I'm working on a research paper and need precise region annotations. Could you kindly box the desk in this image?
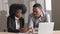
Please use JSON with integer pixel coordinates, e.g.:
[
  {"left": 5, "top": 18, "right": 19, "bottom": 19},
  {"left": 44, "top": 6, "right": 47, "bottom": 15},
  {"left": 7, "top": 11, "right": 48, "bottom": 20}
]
[
  {"left": 53, "top": 31, "right": 60, "bottom": 34},
  {"left": 0, "top": 32, "right": 15, "bottom": 34},
  {"left": 0, "top": 31, "right": 60, "bottom": 34}
]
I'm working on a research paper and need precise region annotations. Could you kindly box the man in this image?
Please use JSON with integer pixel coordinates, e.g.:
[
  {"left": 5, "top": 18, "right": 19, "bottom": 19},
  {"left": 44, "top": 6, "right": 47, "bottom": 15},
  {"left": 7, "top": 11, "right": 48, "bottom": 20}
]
[
  {"left": 7, "top": 4, "right": 27, "bottom": 32},
  {"left": 28, "top": 3, "right": 48, "bottom": 32}
]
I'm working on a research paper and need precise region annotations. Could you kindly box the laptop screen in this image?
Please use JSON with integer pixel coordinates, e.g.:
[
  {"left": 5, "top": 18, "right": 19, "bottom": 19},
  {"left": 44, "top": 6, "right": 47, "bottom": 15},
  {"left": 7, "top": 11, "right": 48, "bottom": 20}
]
[{"left": 38, "top": 22, "right": 54, "bottom": 34}]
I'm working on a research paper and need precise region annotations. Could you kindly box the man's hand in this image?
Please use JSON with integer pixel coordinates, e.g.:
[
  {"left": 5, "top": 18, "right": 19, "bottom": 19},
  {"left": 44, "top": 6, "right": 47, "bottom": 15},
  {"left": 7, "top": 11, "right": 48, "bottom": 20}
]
[{"left": 29, "top": 28, "right": 34, "bottom": 33}]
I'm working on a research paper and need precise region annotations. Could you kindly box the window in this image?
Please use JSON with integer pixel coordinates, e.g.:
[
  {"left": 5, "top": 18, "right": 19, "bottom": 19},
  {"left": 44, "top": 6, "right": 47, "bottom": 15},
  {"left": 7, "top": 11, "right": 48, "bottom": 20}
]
[
  {"left": 45, "top": 0, "right": 52, "bottom": 10},
  {"left": 0, "top": 0, "right": 9, "bottom": 16}
]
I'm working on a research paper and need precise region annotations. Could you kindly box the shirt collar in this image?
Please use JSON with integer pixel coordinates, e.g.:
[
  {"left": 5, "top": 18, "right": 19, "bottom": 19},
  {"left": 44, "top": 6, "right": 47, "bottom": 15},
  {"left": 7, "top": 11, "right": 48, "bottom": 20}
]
[{"left": 15, "top": 16, "right": 19, "bottom": 20}]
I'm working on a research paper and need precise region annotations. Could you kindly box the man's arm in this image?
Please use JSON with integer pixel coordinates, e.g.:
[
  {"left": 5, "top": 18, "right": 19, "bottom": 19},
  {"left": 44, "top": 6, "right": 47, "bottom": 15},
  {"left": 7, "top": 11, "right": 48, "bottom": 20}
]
[
  {"left": 44, "top": 13, "right": 50, "bottom": 22},
  {"left": 28, "top": 15, "right": 33, "bottom": 28},
  {"left": 28, "top": 15, "right": 34, "bottom": 32}
]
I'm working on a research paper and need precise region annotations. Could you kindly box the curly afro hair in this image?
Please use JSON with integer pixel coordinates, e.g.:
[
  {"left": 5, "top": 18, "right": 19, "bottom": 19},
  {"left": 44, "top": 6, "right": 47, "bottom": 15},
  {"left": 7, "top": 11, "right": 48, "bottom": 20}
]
[{"left": 9, "top": 3, "right": 27, "bottom": 15}]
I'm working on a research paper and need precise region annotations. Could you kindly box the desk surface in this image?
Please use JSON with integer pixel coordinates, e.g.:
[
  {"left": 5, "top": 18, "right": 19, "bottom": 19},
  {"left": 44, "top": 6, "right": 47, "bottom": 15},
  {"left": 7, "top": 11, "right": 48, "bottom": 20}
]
[
  {"left": 0, "top": 31, "right": 60, "bottom": 34},
  {"left": 53, "top": 31, "right": 60, "bottom": 34}
]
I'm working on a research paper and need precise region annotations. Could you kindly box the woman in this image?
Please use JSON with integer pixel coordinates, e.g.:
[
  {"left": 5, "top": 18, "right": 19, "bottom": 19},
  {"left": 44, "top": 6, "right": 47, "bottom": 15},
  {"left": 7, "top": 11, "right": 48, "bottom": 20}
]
[{"left": 7, "top": 4, "right": 27, "bottom": 33}]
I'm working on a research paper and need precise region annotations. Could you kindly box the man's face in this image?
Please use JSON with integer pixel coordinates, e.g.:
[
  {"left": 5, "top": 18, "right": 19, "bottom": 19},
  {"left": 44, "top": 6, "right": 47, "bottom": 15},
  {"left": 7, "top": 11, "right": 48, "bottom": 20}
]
[
  {"left": 15, "top": 9, "right": 22, "bottom": 18},
  {"left": 33, "top": 7, "right": 42, "bottom": 17}
]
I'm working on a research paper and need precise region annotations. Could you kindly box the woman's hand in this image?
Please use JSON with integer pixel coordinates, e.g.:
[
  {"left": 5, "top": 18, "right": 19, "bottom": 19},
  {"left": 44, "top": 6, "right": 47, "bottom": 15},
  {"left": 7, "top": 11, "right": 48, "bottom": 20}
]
[{"left": 19, "top": 28, "right": 28, "bottom": 33}]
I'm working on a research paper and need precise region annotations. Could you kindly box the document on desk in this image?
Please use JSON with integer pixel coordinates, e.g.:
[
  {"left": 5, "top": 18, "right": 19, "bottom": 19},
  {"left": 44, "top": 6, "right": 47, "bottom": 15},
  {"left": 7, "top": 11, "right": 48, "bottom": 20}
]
[
  {"left": 18, "top": 33, "right": 33, "bottom": 34},
  {"left": 18, "top": 33, "right": 26, "bottom": 34}
]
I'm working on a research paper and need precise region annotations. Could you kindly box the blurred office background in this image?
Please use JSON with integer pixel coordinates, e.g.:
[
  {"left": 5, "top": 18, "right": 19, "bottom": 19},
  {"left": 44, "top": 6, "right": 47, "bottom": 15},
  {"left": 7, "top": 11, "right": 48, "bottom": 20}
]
[{"left": 0, "top": 0, "right": 60, "bottom": 32}]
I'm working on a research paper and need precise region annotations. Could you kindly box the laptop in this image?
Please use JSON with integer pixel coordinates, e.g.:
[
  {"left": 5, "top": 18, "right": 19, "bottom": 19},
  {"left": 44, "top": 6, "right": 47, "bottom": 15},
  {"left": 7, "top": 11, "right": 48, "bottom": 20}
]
[{"left": 38, "top": 22, "right": 54, "bottom": 34}]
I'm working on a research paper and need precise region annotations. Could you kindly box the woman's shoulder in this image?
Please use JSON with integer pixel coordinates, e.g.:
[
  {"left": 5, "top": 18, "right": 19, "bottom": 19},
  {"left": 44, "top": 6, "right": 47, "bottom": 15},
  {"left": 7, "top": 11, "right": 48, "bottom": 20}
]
[{"left": 7, "top": 15, "right": 15, "bottom": 19}]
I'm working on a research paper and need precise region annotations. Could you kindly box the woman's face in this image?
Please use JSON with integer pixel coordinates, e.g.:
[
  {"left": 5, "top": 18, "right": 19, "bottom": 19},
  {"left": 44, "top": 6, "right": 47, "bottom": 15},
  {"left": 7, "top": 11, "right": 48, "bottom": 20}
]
[
  {"left": 33, "top": 7, "right": 42, "bottom": 17},
  {"left": 15, "top": 9, "right": 23, "bottom": 18}
]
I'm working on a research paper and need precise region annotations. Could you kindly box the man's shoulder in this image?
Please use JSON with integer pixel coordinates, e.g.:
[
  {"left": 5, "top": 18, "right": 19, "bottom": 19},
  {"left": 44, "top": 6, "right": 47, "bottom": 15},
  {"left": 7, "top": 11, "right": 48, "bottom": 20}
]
[
  {"left": 43, "top": 12, "right": 49, "bottom": 19},
  {"left": 29, "top": 13, "right": 34, "bottom": 17},
  {"left": 43, "top": 12, "right": 48, "bottom": 17}
]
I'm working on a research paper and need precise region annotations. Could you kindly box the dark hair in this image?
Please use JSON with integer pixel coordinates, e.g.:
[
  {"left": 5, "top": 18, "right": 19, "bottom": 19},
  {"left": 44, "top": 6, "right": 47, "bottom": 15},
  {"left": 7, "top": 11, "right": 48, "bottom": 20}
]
[
  {"left": 9, "top": 3, "right": 27, "bottom": 15},
  {"left": 33, "top": 3, "right": 42, "bottom": 8},
  {"left": 19, "top": 4, "right": 27, "bottom": 14},
  {"left": 9, "top": 4, "right": 17, "bottom": 15}
]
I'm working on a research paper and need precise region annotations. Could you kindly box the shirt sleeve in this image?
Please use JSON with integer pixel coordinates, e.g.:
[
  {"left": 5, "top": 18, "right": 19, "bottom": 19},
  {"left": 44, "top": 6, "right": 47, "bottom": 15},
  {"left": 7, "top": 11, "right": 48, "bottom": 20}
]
[
  {"left": 28, "top": 15, "right": 33, "bottom": 29},
  {"left": 47, "top": 14, "right": 51, "bottom": 22},
  {"left": 45, "top": 13, "right": 50, "bottom": 22}
]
